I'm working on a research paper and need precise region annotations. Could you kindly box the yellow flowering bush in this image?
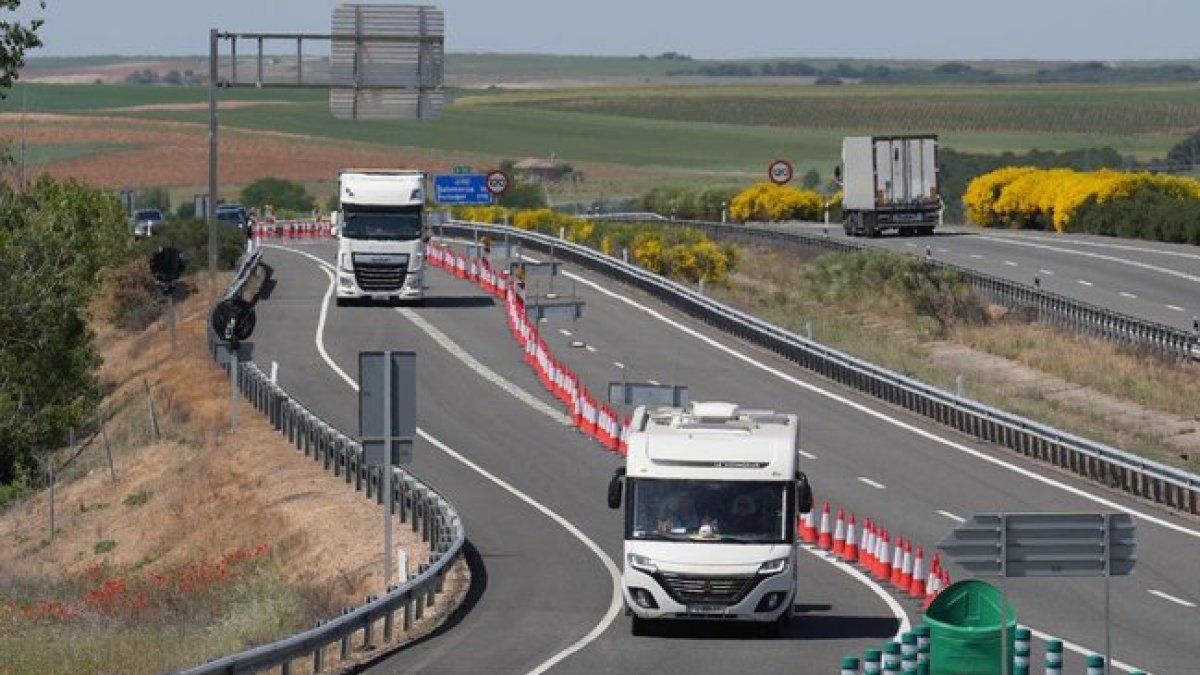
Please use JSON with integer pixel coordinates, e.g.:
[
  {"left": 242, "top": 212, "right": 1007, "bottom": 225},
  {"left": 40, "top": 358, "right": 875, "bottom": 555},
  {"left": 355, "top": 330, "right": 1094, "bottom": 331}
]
[{"left": 729, "top": 183, "right": 824, "bottom": 222}]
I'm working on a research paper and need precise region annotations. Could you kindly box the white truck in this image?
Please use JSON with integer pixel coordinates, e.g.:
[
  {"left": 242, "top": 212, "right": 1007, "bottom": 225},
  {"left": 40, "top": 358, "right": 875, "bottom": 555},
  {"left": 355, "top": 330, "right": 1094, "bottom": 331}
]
[
  {"left": 606, "top": 401, "right": 813, "bottom": 636},
  {"left": 333, "top": 169, "right": 428, "bottom": 306},
  {"left": 836, "top": 134, "right": 941, "bottom": 237}
]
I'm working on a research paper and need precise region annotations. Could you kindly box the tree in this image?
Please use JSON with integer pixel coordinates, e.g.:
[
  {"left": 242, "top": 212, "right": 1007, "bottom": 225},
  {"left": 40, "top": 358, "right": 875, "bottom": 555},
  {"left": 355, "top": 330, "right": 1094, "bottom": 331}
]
[
  {"left": 240, "top": 177, "right": 314, "bottom": 214},
  {"left": 1165, "top": 129, "right": 1200, "bottom": 171},
  {"left": 0, "top": 1, "right": 44, "bottom": 97},
  {"left": 801, "top": 168, "right": 821, "bottom": 190}
]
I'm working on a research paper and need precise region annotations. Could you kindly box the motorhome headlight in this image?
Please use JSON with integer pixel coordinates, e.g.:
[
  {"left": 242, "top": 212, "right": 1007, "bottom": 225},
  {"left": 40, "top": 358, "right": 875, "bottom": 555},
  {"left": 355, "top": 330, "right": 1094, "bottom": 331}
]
[
  {"left": 757, "top": 557, "right": 790, "bottom": 576},
  {"left": 627, "top": 553, "right": 657, "bottom": 575}
]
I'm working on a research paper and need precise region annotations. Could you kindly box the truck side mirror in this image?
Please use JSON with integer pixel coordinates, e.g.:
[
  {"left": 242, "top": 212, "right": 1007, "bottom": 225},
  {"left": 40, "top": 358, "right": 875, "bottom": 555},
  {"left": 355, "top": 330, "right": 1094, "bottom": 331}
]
[
  {"left": 796, "top": 471, "right": 813, "bottom": 514},
  {"left": 833, "top": 165, "right": 843, "bottom": 184},
  {"left": 607, "top": 468, "right": 625, "bottom": 509}
]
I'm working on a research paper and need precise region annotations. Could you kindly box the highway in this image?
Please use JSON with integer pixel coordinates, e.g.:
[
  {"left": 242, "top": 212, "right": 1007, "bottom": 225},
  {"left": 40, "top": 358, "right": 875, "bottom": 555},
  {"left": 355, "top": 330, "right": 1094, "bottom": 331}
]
[
  {"left": 249, "top": 237, "right": 1198, "bottom": 674},
  {"left": 783, "top": 222, "right": 1200, "bottom": 332}
]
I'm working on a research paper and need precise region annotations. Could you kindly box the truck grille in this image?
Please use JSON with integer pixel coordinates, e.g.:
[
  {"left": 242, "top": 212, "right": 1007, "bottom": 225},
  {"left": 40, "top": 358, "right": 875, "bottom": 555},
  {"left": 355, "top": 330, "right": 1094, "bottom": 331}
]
[
  {"left": 354, "top": 263, "right": 408, "bottom": 292},
  {"left": 656, "top": 573, "right": 756, "bottom": 606}
]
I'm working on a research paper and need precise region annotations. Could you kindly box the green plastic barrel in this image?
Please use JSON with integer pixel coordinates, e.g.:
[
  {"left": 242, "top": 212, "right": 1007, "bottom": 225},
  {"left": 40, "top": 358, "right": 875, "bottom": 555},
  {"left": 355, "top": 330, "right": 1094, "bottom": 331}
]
[{"left": 923, "top": 579, "right": 1016, "bottom": 675}]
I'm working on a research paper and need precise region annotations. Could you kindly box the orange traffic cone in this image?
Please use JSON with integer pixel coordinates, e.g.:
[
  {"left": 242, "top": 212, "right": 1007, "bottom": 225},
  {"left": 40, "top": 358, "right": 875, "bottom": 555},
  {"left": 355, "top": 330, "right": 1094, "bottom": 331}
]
[
  {"left": 859, "top": 519, "right": 873, "bottom": 569},
  {"left": 890, "top": 537, "right": 906, "bottom": 587},
  {"left": 923, "top": 566, "right": 941, "bottom": 611},
  {"left": 842, "top": 514, "right": 858, "bottom": 563},
  {"left": 899, "top": 540, "right": 914, "bottom": 590},
  {"left": 909, "top": 547, "right": 927, "bottom": 598},
  {"left": 874, "top": 531, "right": 891, "bottom": 581},
  {"left": 800, "top": 508, "right": 818, "bottom": 544},
  {"left": 817, "top": 503, "right": 833, "bottom": 550},
  {"left": 832, "top": 508, "right": 846, "bottom": 556}
]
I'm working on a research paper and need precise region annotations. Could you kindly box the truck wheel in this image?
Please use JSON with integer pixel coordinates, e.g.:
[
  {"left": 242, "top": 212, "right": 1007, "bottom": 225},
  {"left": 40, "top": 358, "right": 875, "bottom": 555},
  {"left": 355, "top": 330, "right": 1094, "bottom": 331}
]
[{"left": 919, "top": 226, "right": 935, "bottom": 236}]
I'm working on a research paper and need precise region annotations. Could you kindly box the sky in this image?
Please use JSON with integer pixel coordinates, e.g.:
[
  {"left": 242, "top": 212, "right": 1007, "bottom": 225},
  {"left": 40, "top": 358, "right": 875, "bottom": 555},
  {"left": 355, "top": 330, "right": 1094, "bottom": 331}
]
[{"left": 9, "top": 0, "right": 1200, "bottom": 61}]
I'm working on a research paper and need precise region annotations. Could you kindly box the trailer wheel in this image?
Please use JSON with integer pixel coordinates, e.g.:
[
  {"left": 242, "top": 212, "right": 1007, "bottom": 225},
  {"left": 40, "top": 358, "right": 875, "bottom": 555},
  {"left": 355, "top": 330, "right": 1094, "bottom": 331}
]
[{"left": 865, "top": 213, "right": 880, "bottom": 238}]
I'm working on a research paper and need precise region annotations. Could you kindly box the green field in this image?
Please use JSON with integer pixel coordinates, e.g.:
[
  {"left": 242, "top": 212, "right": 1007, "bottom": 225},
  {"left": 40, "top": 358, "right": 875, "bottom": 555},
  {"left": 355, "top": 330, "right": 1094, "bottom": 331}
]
[
  {"left": 5, "top": 79, "right": 1196, "bottom": 193},
  {"left": 14, "top": 141, "right": 144, "bottom": 165}
]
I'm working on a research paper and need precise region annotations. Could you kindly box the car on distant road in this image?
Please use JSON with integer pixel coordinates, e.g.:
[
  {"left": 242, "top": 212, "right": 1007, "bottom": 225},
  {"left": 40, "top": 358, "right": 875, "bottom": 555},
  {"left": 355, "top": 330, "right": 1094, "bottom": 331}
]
[
  {"left": 132, "top": 208, "right": 165, "bottom": 237},
  {"left": 216, "top": 205, "right": 250, "bottom": 229}
]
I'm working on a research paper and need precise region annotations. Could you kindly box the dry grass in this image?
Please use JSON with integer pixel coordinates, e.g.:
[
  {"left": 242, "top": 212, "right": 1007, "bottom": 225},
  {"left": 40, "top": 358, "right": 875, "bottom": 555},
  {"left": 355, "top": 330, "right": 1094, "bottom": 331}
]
[
  {"left": 0, "top": 274, "right": 468, "bottom": 674},
  {"left": 710, "top": 245, "right": 1200, "bottom": 472}
]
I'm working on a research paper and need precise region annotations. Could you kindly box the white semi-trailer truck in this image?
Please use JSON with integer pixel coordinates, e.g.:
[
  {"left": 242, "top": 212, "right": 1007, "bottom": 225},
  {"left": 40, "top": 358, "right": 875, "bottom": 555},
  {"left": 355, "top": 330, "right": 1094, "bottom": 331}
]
[
  {"left": 606, "top": 401, "right": 813, "bottom": 636},
  {"left": 837, "top": 134, "right": 941, "bottom": 237},
  {"left": 333, "top": 169, "right": 427, "bottom": 306}
]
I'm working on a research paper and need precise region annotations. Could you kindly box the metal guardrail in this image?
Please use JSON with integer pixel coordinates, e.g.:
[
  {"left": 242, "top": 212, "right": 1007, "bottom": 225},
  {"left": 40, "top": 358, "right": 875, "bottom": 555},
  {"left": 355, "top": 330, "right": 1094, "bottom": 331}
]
[
  {"left": 444, "top": 221, "right": 1200, "bottom": 516},
  {"left": 595, "top": 215, "right": 1199, "bottom": 361},
  {"left": 188, "top": 254, "right": 466, "bottom": 674}
]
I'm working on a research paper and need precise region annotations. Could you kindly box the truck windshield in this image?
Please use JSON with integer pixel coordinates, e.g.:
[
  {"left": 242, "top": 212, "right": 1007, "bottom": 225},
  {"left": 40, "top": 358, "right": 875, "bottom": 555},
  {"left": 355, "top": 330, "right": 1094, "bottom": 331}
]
[
  {"left": 628, "top": 479, "right": 790, "bottom": 544},
  {"left": 342, "top": 204, "right": 422, "bottom": 241}
]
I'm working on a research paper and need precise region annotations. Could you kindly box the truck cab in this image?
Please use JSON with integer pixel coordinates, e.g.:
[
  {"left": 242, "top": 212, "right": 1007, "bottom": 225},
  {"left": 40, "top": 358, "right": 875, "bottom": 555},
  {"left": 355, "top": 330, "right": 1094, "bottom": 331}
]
[
  {"left": 334, "top": 169, "right": 427, "bottom": 305},
  {"left": 607, "top": 401, "right": 813, "bottom": 636}
]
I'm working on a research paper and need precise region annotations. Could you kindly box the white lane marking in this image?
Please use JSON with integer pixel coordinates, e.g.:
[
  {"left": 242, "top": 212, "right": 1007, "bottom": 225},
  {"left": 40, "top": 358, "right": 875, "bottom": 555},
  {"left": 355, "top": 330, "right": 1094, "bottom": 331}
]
[
  {"left": 981, "top": 232, "right": 1200, "bottom": 263},
  {"left": 1078, "top": 280, "right": 1094, "bottom": 287},
  {"left": 970, "top": 254, "right": 984, "bottom": 260},
  {"left": 799, "top": 450, "right": 818, "bottom": 460},
  {"left": 647, "top": 379, "right": 661, "bottom": 385},
  {"left": 584, "top": 345, "right": 597, "bottom": 353},
  {"left": 1166, "top": 304, "right": 1186, "bottom": 312},
  {"left": 1039, "top": 269, "right": 1055, "bottom": 276},
  {"left": 936, "top": 510, "right": 965, "bottom": 524},
  {"left": 612, "top": 361, "right": 625, "bottom": 369},
  {"left": 1148, "top": 590, "right": 1196, "bottom": 608},
  {"left": 1120, "top": 292, "right": 1138, "bottom": 299},
  {"left": 905, "top": 243, "right": 916, "bottom": 248},
  {"left": 936, "top": 248, "right": 948, "bottom": 253},
  {"left": 803, "top": 544, "right": 912, "bottom": 640},
  {"left": 1003, "top": 260, "right": 1018, "bottom": 267},
  {"left": 540, "top": 259, "right": 1200, "bottom": 543},
  {"left": 858, "top": 477, "right": 886, "bottom": 489},
  {"left": 980, "top": 235, "right": 1200, "bottom": 285},
  {"left": 559, "top": 328, "right": 573, "bottom": 337},
  {"left": 280, "top": 247, "right": 623, "bottom": 674},
  {"left": 1026, "top": 626, "right": 1141, "bottom": 673}
]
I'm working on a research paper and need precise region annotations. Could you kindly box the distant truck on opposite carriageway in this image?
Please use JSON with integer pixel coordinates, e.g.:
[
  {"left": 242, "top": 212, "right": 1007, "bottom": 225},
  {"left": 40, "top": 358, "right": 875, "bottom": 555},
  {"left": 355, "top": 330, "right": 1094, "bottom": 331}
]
[
  {"left": 836, "top": 135, "right": 941, "bottom": 237},
  {"left": 332, "top": 169, "right": 428, "bottom": 306}
]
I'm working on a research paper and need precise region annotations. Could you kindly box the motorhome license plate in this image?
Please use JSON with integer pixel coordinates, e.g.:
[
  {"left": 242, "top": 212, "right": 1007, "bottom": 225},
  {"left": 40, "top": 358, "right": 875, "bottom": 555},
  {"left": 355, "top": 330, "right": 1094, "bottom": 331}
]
[{"left": 686, "top": 605, "right": 725, "bottom": 614}]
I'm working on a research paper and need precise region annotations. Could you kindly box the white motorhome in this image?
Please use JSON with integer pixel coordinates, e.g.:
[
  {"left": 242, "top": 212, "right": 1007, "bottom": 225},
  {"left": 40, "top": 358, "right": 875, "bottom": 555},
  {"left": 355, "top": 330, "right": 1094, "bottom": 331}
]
[
  {"left": 334, "top": 169, "right": 427, "bottom": 305},
  {"left": 607, "top": 402, "right": 813, "bottom": 636}
]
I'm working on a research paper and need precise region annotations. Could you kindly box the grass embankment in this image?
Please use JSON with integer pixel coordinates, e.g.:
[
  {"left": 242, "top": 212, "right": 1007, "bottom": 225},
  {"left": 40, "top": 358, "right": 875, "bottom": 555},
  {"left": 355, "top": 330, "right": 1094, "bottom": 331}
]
[
  {"left": 0, "top": 271, "right": 465, "bottom": 674},
  {"left": 710, "top": 247, "right": 1200, "bottom": 473}
]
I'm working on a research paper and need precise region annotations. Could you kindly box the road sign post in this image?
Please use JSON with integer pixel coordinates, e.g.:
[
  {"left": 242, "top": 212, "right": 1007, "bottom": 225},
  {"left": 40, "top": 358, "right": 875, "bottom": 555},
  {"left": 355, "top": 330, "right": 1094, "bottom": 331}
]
[
  {"left": 938, "top": 513, "right": 1136, "bottom": 675},
  {"left": 360, "top": 351, "right": 417, "bottom": 588}
]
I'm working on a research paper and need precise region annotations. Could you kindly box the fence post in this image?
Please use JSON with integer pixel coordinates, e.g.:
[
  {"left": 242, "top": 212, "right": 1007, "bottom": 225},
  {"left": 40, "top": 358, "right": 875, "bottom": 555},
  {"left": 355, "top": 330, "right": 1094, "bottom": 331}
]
[{"left": 144, "top": 379, "right": 160, "bottom": 440}]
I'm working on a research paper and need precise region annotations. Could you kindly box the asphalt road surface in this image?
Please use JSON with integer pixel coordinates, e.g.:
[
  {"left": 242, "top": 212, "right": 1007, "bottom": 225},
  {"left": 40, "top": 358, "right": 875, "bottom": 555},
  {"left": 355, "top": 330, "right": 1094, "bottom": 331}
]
[{"left": 247, "top": 238, "right": 1199, "bottom": 674}]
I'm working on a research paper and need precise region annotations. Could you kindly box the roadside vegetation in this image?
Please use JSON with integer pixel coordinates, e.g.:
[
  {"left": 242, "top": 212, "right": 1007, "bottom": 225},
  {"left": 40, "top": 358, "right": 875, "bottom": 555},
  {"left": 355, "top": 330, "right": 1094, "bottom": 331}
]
[{"left": 706, "top": 245, "right": 1200, "bottom": 472}]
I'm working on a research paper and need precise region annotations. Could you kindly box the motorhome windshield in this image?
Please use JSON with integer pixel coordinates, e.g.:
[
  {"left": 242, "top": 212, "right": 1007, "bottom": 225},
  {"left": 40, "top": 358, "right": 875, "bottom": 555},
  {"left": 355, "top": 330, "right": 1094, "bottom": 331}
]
[
  {"left": 342, "top": 204, "right": 422, "bottom": 241},
  {"left": 628, "top": 479, "right": 790, "bottom": 544}
]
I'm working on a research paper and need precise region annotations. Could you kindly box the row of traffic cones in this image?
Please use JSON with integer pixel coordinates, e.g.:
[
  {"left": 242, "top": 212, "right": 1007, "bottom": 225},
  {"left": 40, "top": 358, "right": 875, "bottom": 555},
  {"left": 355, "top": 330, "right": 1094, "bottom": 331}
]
[
  {"left": 427, "top": 241, "right": 634, "bottom": 456},
  {"left": 250, "top": 220, "right": 331, "bottom": 239},
  {"left": 800, "top": 502, "right": 950, "bottom": 610}
]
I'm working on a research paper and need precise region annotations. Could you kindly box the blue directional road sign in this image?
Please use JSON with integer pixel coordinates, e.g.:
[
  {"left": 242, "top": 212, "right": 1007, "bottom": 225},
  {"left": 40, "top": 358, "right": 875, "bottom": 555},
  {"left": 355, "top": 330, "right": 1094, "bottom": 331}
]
[{"left": 434, "top": 174, "right": 493, "bottom": 205}]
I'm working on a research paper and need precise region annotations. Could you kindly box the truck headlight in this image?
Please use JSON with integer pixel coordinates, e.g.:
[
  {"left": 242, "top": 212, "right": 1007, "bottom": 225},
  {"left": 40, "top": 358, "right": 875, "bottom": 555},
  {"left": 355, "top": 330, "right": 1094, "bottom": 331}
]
[
  {"left": 627, "top": 553, "right": 657, "bottom": 575},
  {"left": 757, "top": 557, "right": 790, "bottom": 576},
  {"left": 339, "top": 253, "right": 353, "bottom": 272}
]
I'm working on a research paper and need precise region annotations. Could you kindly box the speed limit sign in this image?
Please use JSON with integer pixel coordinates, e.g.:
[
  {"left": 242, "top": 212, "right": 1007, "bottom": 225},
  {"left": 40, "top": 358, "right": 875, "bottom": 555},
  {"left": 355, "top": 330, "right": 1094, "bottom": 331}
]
[
  {"left": 486, "top": 170, "right": 510, "bottom": 196},
  {"left": 768, "top": 159, "right": 793, "bottom": 185}
]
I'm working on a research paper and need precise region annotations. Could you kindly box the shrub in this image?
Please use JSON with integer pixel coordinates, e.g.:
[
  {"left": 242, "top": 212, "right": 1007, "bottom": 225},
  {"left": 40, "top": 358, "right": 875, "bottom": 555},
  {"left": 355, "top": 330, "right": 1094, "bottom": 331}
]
[
  {"left": 99, "top": 259, "right": 163, "bottom": 332},
  {"left": 728, "top": 183, "right": 824, "bottom": 222}
]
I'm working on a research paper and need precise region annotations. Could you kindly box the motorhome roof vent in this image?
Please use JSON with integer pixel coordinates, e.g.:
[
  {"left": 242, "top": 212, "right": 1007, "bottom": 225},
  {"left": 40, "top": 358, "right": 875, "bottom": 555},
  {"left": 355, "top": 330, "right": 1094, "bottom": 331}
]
[{"left": 689, "top": 401, "right": 739, "bottom": 422}]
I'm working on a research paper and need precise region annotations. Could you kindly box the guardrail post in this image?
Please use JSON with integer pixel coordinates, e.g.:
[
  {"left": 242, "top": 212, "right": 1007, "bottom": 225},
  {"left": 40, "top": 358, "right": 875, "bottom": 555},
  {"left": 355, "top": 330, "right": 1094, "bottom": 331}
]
[
  {"left": 311, "top": 620, "right": 326, "bottom": 671},
  {"left": 340, "top": 607, "right": 353, "bottom": 660}
]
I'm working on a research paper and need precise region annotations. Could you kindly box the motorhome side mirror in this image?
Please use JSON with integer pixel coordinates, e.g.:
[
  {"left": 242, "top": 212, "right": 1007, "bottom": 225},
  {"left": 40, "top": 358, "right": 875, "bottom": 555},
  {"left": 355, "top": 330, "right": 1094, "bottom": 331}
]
[
  {"left": 796, "top": 471, "right": 813, "bottom": 514},
  {"left": 607, "top": 468, "right": 625, "bottom": 509}
]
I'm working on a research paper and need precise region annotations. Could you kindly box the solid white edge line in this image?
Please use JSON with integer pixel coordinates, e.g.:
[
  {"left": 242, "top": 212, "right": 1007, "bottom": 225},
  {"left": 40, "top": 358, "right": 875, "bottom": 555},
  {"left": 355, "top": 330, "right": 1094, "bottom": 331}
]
[
  {"left": 935, "top": 510, "right": 965, "bottom": 524},
  {"left": 857, "top": 477, "right": 887, "bottom": 489},
  {"left": 802, "top": 544, "right": 912, "bottom": 639},
  {"left": 274, "top": 246, "right": 623, "bottom": 673},
  {"left": 1148, "top": 589, "right": 1196, "bottom": 608},
  {"left": 980, "top": 235, "right": 1200, "bottom": 285}
]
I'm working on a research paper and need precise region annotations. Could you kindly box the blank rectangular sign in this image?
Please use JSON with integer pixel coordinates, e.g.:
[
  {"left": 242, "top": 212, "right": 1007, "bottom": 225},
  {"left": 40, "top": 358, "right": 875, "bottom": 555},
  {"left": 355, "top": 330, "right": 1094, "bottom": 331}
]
[{"left": 359, "top": 351, "right": 416, "bottom": 466}]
